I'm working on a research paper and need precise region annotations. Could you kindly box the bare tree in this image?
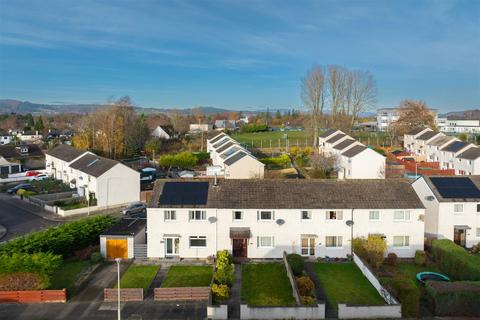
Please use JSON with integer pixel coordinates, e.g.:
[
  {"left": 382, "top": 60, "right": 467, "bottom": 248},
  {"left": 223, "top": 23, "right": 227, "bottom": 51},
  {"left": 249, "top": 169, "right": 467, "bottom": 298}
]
[
  {"left": 328, "top": 65, "right": 347, "bottom": 124},
  {"left": 349, "top": 70, "right": 376, "bottom": 128},
  {"left": 301, "top": 65, "right": 327, "bottom": 147}
]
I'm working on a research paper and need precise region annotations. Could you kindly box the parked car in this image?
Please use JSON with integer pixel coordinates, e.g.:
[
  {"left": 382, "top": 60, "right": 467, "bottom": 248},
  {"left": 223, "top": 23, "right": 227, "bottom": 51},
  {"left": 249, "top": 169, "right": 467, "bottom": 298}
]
[
  {"left": 25, "top": 170, "right": 41, "bottom": 177},
  {"left": 31, "top": 174, "right": 49, "bottom": 181},
  {"left": 121, "top": 202, "right": 147, "bottom": 215},
  {"left": 7, "top": 183, "right": 34, "bottom": 194}
]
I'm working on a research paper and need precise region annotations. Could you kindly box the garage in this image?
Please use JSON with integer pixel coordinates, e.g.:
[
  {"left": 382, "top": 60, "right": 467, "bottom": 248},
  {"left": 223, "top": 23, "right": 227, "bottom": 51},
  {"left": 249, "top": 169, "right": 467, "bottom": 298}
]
[{"left": 100, "top": 218, "right": 146, "bottom": 259}]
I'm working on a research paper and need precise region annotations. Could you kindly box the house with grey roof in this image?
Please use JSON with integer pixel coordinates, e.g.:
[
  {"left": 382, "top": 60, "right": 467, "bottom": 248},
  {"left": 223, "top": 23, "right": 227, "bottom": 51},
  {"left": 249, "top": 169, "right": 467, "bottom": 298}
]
[
  {"left": 147, "top": 179, "right": 425, "bottom": 259},
  {"left": 413, "top": 176, "right": 480, "bottom": 248},
  {"left": 319, "top": 129, "right": 385, "bottom": 179},
  {"left": 45, "top": 144, "right": 140, "bottom": 209}
]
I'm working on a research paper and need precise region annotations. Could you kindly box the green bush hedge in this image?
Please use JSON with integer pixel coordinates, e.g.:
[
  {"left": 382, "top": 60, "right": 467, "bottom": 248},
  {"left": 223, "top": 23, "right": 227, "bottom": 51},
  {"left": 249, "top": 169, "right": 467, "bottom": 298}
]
[
  {"left": 431, "top": 239, "right": 480, "bottom": 280},
  {"left": 426, "top": 281, "right": 480, "bottom": 316},
  {"left": 0, "top": 215, "right": 117, "bottom": 258},
  {"left": 241, "top": 124, "right": 268, "bottom": 133},
  {"left": 383, "top": 276, "right": 420, "bottom": 318},
  {"left": 286, "top": 253, "right": 304, "bottom": 277},
  {"left": 259, "top": 154, "right": 291, "bottom": 168}
]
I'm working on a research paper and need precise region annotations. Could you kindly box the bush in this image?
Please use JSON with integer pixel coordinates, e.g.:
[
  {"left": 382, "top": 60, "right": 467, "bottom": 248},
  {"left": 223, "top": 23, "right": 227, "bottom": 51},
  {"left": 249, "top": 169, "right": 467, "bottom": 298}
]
[
  {"left": 384, "top": 253, "right": 398, "bottom": 266},
  {"left": 352, "top": 235, "right": 387, "bottom": 269},
  {"left": 214, "top": 250, "right": 234, "bottom": 286},
  {"left": 296, "top": 276, "right": 314, "bottom": 297},
  {"left": 383, "top": 276, "right": 420, "bottom": 317},
  {"left": 90, "top": 252, "right": 103, "bottom": 264},
  {"left": 159, "top": 151, "right": 198, "bottom": 168},
  {"left": 0, "top": 272, "right": 47, "bottom": 291},
  {"left": 425, "top": 281, "right": 480, "bottom": 316},
  {"left": 241, "top": 123, "right": 268, "bottom": 133},
  {"left": 286, "top": 254, "right": 304, "bottom": 277},
  {"left": 414, "top": 250, "right": 427, "bottom": 265},
  {"left": 216, "top": 250, "right": 233, "bottom": 268},
  {"left": 259, "top": 154, "right": 291, "bottom": 168},
  {"left": 431, "top": 239, "right": 480, "bottom": 280},
  {"left": 211, "top": 283, "right": 230, "bottom": 301},
  {"left": 0, "top": 215, "right": 117, "bottom": 258},
  {"left": 301, "top": 295, "right": 317, "bottom": 305}
]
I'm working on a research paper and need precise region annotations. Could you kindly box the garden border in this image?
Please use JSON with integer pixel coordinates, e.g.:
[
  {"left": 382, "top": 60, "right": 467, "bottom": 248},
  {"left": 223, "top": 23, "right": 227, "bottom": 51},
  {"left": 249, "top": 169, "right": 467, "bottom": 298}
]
[{"left": 0, "top": 289, "right": 66, "bottom": 303}]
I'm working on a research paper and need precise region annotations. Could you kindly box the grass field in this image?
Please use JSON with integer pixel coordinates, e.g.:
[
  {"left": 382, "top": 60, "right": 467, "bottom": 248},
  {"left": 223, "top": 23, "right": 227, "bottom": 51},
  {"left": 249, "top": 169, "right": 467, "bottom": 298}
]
[
  {"left": 161, "top": 265, "right": 213, "bottom": 288},
  {"left": 313, "top": 263, "right": 385, "bottom": 308},
  {"left": 117, "top": 264, "right": 160, "bottom": 290},
  {"left": 49, "top": 260, "right": 91, "bottom": 293},
  {"left": 241, "top": 263, "right": 296, "bottom": 306}
]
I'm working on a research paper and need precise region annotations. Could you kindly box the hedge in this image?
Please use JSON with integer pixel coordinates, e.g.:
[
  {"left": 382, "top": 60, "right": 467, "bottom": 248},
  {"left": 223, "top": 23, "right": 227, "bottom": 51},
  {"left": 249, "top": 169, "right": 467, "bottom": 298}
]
[
  {"left": 241, "top": 123, "right": 268, "bottom": 133},
  {"left": 286, "top": 253, "right": 304, "bottom": 277},
  {"left": 426, "top": 281, "right": 480, "bottom": 317},
  {"left": 383, "top": 276, "right": 420, "bottom": 318},
  {"left": 0, "top": 215, "right": 117, "bottom": 258},
  {"left": 431, "top": 239, "right": 480, "bottom": 280}
]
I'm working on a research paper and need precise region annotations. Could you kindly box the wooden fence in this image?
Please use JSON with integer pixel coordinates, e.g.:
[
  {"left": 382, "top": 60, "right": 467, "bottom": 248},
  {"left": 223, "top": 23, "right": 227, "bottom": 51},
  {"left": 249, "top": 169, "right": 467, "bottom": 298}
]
[
  {"left": 104, "top": 288, "right": 143, "bottom": 302},
  {"left": 154, "top": 287, "right": 210, "bottom": 301},
  {"left": 0, "top": 289, "right": 66, "bottom": 303}
]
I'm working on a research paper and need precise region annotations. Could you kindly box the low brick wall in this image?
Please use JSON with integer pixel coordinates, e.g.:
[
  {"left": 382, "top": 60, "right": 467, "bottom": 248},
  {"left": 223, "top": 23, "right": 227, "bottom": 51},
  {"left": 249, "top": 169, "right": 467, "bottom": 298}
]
[
  {"left": 154, "top": 287, "right": 210, "bottom": 301},
  {"left": 104, "top": 288, "right": 143, "bottom": 302},
  {"left": 338, "top": 304, "right": 401, "bottom": 319},
  {"left": 240, "top": 304, "right": 325, "bottom": 319},
  {"left": 0, "top": 289, "right": 66, "bottom": 303}
]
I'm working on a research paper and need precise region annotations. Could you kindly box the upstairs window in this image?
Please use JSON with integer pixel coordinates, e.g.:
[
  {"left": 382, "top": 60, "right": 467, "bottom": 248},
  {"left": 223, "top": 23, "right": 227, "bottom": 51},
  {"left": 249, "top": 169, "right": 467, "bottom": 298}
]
[
  {"left": 164, "top": 210, "right": 176, "bottom": 221},
  {"left": 258, "top": 211, "right": 274, "bottom": 221},
  {"left": 189, "top": 210, "right": 206, "bottom": 221},
  {"left": 301, "top": 211, "right": 312, "bottom": 220},
  {"left": 326, "top": 210, "right": 343, "bottom": 220},
  {"left": 369, "top": 211, "right": 380, "bottom": 220},
  {"left": 454, "top": 204, "right": 464, "bottom": 214},
  {"left": 233, "top": 210, "right": 243, "bottom": 221},
  {"left": 394, "top": 210, "right": 411, "bottom": 220}
]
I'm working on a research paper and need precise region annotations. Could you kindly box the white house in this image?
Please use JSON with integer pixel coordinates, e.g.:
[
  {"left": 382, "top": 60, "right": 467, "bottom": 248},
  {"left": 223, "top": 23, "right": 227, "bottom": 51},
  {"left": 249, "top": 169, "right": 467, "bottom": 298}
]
[
  {"left": 45, "top": 144, "right": 140, "bottom": 207},
  {"left": 377, "top": 108, "right": 438, "bottom": 132},
  {"left": 403, "top": 127, "right": 432, "bottom": 153},
  {"left": 0, "top": 134, "right": 12, "bottom": 145},
  {"left": 454, "top": 147, "right": 480, "bottom": 175},
  {"left": 440, "top": 119, "right": 480, "bottom": 134},
  {"left": 147, "top": 179, "right": 425, "bottom": 259},
  {"left": 412, "top": 176, "right": 480, "bottom": 248},
  {"left": 438, "top": 140, "right": 474, "bottom": 171},
  {"left": 17, "top": 130, "right": 43, "bottom": 142},
  {"left": 409, "top": 130, "right": 442, "bottom": 157},
  {"left": 425, "top": 135, "right": 458, "bottom": 162},
  {"left": 151, "top": 126, "right": 172, "bottom": 140},
  {"left": 319, "top": 129, "right": 385, "bottom": 179},
  {"left": 189, "top": 124, "right": 213, "bottom": 133}
]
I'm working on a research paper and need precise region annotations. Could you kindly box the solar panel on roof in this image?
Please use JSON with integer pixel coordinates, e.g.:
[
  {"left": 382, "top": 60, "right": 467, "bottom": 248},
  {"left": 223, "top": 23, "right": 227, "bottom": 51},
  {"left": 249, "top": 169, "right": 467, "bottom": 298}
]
[
  {"left": 159, "top": 182, "right": 209, "bottom": 205},
  {"left": 430, "top": 177, "right": 480, "bottom": 199}
]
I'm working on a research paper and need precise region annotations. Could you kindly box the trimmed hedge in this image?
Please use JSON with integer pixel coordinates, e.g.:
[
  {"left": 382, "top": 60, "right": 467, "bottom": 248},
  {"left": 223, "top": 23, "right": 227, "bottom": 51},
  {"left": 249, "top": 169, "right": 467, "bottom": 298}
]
[
  {"left": 383, "top": 276, "right": 420, "bottom": 318},
  {"left": 0, "top": 215, "right": 117, "bottom": 258},
  {"left": 431, "top": 239, "right": 480, "bottom": 280},
  {"left": 286, "top": 253, "right": 304, "bottom": 277},
  {"left": 426, "top": 281, "right": 480, "bottom": 317}
]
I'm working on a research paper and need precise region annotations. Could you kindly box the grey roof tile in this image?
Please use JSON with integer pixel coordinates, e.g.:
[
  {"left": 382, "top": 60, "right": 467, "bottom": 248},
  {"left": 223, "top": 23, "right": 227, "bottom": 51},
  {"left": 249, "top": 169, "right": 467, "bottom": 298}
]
[
  {"left": 45, "top": 144, "right": 86, "bottom": 162},
  {"left": 341, "top": 145, "right": 367, "bottom": 157},
  {"left": 69, "top": 153, "right": 118, "bottom": 177}
]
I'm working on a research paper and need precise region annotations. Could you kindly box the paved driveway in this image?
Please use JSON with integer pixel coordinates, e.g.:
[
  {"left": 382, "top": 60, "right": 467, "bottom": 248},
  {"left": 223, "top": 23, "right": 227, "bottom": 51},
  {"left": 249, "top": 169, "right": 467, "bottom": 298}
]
[{"left": 0, "top": 193, "right": 59, "bottom": 242}]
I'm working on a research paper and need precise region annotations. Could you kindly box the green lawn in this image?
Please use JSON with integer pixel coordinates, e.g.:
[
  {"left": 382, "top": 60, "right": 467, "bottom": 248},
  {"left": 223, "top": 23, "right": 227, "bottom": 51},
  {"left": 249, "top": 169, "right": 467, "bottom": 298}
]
[
  {"left": 117, "top": 264, "right": 160, "bottom": 290},
  {"left": 49, "top": 260, "right": 91, "bottom": 293},
  {"left": 383, "top": 262, "right": 442, "bottom": 288},
  {"left": 232, "top": 131, "right": 309, "bottom": 148},
  {"left": 313, "top": 263, "right": 385, "bottom": 308},
  {"left": 241, "top": 263, "right": 296, "bottom": 306},
  {"left": 161, "top": 265, "right": 213, "bottom": 288}
]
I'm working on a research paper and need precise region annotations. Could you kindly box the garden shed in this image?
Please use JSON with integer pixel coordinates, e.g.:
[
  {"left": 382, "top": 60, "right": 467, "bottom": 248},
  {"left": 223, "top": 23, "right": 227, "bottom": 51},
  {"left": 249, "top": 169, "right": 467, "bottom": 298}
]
[{"left": 100, "top": 218, "right": 146, "bottom": 259}]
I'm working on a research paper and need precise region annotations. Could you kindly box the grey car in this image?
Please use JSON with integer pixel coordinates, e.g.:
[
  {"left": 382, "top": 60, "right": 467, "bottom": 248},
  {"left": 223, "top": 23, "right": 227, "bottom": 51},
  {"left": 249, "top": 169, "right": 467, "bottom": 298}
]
[{"left": 121, "top": 202, "right": 147, "bottom": 215}]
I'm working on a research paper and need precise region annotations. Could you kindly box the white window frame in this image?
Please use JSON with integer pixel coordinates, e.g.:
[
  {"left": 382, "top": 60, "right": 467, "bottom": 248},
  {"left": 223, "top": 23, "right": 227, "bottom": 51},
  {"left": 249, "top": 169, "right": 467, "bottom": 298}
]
[
  {"left": 393, "top": 210, "right": 411, "bottom": 221},
  {"left": 233, "top": 210, "right": 244, "bottom": 221},
  {"left": 189, "top": 210, "right": 206, "bottom": 221},
  {"left": 326, "top": 210, "right": 343, "bottom": 220},
  {"left": 325, "top": 236, "right": 342, "bottom": 248},
  {"left": 189, "top": 236, "right": 207, "bottom": 248},
  {"left": 257, "top": 236, "right": 274, "bottom": 248},
  {"left": 454, "top": 203, "right": 464, "bottom": 214},
  {"left": 164, "top": 210, "right": 176, "bottom": 221},
  {"left": 257, "top": 210, "right": 274, "bottom": 221},
  {"left": 301, "top": 210, "right": 312, "bottom": 220},
  {"left": 393, "top": 235, "right": 410, "bottom": 248},
  {"left": 369, "top": 210, "right": 380, "bottom": 221}
]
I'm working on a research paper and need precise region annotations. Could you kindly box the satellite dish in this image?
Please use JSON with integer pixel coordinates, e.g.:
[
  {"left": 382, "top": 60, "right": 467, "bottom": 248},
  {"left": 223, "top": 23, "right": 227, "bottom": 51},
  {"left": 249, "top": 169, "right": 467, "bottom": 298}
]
[
  {"left": 425, "top": 196, "right": 435, "bottom": 201},
  {"left": 346, "top": 220, "right": 354, "bottom": 227},
  {"left": 276, "top": 219, "right": 285, "bottom": 226},
  {"left": 208, "top": 217, "right": 217, "bottom": 223}
]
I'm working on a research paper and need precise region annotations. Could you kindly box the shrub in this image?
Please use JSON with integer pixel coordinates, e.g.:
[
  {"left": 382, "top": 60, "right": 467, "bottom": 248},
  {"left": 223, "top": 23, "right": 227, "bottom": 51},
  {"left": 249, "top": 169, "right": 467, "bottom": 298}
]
[
  {"left": 241, "top": 123, "right": 268, "bottom": 133},
  {"left": 159, "top": 151, "right": 198, "bottom": 168},
  {"left": 0, "top": 272, "right": 47, "bottom": 291},
  {"left": 90, "top": 252, "right": 103, "bottom": 264},
  {"left": 471, "top": 243, "right": 480, "bottom": 255},
  {"left": 385, "top": 253, "right": 398, "bottom": 266},
  {"left": 211, "top": 283, "right": 230, "bottom": 301},
  {"left": 259, "top": 154, "right": 291, "bottom": 168},
  {"left": 431, "top": 239, "right": 480, "bottom": 280},
  {"left": 352, "top": 235, "right": 387, "bottom": 269},
  {"left": 301, "top": 296, "right": 317, "bottom": 305},
  {"left": 74, "top": 245, "right": 97, "bottom": 260},
  {"left": 286, "top": 254, "right": 304, "bottom": 276},
  {"left": 383, "top": 276, "right": 420, "bottom": 317},
  {"left": 296, "top": 276, "right": 314, "bottom": 297},
  {"left": 214, "top": 265, "right": 234, "bottom": 287},
  {"left": 0, "top": 215, "right": 117, "bottom": 258},
  {"left": 414, "top": 250, "right": 427, "bottom": 265},
  {"left": 216, "top": 250, "right": 233, "bottom": 269},
  {"left": 425, "top": 281, "right": 480, "bottom": 316}
]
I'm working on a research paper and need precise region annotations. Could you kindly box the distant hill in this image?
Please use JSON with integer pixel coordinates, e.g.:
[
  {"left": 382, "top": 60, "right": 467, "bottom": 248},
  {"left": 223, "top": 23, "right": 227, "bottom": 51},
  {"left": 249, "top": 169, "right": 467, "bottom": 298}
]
[
  {"left": 0, "top": 99, "right": 235, "bottom": 115},
  {"left": 440, "top": 109, "right": 480, "bottom": 120}
]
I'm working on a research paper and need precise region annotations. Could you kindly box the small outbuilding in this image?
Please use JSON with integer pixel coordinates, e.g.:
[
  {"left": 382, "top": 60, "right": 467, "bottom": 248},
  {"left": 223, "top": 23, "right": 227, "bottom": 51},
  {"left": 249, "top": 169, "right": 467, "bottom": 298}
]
[{"left": 100, "top": 218, "right": 146, "bottom": 259}]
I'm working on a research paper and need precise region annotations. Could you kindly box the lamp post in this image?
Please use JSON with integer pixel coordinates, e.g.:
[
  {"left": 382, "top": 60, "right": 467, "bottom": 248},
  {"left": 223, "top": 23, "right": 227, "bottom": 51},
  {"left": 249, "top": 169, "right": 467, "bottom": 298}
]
[{"left": 115, "top": 258, "right": 121, "bottom": 320}]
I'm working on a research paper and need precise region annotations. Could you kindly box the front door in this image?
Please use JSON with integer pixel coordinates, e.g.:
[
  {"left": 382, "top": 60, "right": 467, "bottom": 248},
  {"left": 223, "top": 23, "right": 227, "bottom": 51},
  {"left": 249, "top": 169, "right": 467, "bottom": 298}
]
[
  {"left": 165, "top": 238, "right": 179, "bottom": 256},
  {"left": 454, "top": 229, "right": 466, "bottom": 247},
  {"left": 232, "top": 238, "right": 248, "bottom": 258},
  {"left": 301, "top": 237, "right": 315, "bottom": 256}
]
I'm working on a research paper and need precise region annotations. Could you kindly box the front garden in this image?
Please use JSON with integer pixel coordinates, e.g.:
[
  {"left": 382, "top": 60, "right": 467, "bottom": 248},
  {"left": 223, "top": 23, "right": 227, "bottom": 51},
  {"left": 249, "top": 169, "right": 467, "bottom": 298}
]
[
  {"left": 117, "top": 264, "right": 160, "bottom": 291},
  {"left": 162, "top": 265, "right": 213, "bottom": 288},
  {"left": 241, "top": 262, "right": 296, "bottom": 306}
]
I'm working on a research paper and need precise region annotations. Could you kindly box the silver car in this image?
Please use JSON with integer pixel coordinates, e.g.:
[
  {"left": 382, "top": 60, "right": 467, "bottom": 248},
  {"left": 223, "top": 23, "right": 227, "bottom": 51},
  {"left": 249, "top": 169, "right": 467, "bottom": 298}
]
[{"left": 121, "top": 202, "right": 147, "bottom": 215}]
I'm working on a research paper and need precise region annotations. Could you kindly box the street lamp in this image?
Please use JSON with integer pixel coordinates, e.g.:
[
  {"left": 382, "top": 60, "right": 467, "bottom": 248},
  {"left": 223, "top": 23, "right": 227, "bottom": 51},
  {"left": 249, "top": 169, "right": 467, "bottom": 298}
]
[{"left": 115, "top": 258, "right": 122, "bottom": 320}]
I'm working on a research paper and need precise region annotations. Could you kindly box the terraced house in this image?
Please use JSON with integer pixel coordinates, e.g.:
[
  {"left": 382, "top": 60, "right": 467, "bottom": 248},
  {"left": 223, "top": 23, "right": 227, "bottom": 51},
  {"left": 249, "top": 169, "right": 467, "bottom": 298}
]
[{"left": 147, "top": 179, "right": 425, "bottom": 260}]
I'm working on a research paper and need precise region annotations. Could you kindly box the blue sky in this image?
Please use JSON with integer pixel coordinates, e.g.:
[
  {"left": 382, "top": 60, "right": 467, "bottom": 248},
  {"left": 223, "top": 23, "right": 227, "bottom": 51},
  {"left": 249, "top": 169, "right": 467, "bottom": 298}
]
[{"left": 0, "top": 0, "right": 479, "bottom": 112}]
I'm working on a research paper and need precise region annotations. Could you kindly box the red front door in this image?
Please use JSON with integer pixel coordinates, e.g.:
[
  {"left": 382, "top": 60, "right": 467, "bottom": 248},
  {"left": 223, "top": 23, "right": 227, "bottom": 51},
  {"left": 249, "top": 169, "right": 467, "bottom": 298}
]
[{"left": 232, "top": 238, "right": 248, "bottom": 258}]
